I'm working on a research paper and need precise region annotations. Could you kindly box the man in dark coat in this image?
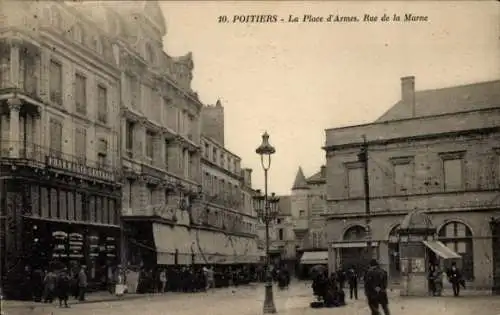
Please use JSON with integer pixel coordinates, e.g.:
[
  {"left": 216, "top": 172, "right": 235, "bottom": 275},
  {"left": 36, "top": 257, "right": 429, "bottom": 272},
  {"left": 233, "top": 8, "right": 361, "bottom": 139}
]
[
  {"left": 347, "top": 266, "right": 358, "bottom": 300},
  {"left": 364, "top": 259, "right": 390, "bottom": 315},
  {"left": 56, "top": 268, "right": 71, "bottom": 308},
  {"left": 446, "top": 262, "right": 463, "bottom": 297}
]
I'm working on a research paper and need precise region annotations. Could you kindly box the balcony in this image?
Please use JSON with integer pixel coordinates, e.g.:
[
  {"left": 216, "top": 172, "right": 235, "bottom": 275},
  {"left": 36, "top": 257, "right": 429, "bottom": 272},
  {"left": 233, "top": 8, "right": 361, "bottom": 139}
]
[{"left": 0, "top": 141, "right": 117, "bottom": 183}]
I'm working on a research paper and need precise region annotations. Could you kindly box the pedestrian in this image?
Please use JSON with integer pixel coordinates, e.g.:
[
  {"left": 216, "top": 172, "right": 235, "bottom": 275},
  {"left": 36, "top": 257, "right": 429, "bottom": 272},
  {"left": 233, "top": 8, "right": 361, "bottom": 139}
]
[
  {"left": 159, "top": 268, "right": 167, "bottom": 293},
  {"left": 42, "top": 269, "right": 57, "bottom": 303},
  {"left": 364, "top": 259, "right": 390, "bottom": 315},
  {"left": 77, "top": 265, "right": 88, "bottom": 301},
  {"left": 56, "top": 268, "right": 71, "bottom": 308},
  {"left": 446, "top": 262, "right": 463, "bottom": 297},
  {"left": 347, "top": 266, "right": 358, "bottom": 300}
]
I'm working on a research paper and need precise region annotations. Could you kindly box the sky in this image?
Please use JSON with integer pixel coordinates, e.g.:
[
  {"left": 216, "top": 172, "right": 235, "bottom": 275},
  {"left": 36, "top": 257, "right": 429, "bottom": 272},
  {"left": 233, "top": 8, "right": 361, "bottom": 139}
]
[{"left": 160, "top": 1, "right": 500, "bottom": 196}]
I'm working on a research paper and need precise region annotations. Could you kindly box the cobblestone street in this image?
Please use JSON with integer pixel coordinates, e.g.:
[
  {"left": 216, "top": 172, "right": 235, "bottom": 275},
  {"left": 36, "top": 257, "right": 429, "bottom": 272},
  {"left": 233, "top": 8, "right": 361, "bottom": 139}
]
[{"left": 3, "top": 283, "right": 500, "bottom": 315}]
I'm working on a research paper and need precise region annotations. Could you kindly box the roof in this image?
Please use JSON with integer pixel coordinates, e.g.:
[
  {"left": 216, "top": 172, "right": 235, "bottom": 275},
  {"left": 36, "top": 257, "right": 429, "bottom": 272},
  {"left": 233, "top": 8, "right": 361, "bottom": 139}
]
[
  {"left": 278, "top": 196, "right": 291, "bottom": 216},
  {"left": 377, "top": 80, "right": 500, "bottom": 122},
  {"left": 400, "top": 210, "right": 435, "bottom": 231},
  {"left": 292, "top": 167, "right": 309, "bottom": 190}
]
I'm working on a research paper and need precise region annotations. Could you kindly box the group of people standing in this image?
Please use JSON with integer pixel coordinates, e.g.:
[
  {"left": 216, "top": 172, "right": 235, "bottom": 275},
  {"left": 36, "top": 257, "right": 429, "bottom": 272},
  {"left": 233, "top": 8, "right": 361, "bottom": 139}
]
[
  {"left": 428, "top": 261, "right": 465, "bottom": 297},
  {"left": 312, "top": 259, "right": 391, "bottom": 315},
  {"left": 24, "top": 265, "right": 88, "bottom": 308},
  {"left": 135, "top": 265, "right": 254, "bottom": 294}
]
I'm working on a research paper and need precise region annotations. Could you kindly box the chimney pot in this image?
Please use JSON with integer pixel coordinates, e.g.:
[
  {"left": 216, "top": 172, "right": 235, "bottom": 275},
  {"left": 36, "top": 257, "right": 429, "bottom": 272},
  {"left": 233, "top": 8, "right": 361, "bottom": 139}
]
[{"left": 401, "top": 76, "right": 416, "bottom": 117}]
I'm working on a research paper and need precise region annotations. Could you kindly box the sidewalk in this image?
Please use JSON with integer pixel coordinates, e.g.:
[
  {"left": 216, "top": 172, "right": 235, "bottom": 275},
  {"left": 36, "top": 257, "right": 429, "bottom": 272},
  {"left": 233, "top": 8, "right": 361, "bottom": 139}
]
[
  {"left": 3, "top": 283, "right": 262, "bottom": 310},
  {"left": 3, "top": 290, "right": 172, "bottom": 309}
]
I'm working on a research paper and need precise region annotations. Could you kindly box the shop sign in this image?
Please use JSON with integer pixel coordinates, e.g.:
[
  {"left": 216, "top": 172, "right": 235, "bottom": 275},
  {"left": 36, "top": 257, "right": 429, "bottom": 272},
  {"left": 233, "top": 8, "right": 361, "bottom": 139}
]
[
  {"left": 88, "top": 234, "right": 100, "bottom": 258},
  {"left": 52, "top": 231, "right": 68, "bottom": 258},
  {"left": 68, "top": 233, "right": 84, "bottom": 259}
]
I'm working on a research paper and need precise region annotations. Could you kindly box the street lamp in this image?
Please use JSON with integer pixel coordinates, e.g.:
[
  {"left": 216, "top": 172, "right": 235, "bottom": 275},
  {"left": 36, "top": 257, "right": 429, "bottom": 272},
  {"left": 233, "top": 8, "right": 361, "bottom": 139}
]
[{"left": 253, "top": 132, "right": 280, "bottom": 314}]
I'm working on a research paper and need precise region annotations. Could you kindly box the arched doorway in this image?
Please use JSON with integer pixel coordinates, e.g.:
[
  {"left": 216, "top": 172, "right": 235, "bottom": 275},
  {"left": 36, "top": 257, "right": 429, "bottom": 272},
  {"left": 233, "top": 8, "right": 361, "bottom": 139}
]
[
  {"left": 438, "top": 221, "right": 474, "bottom": 280},
  {"left": 388, "top": 225, "right": 401, "bottom": 280},
  {"left": 340, "top": 225, "right": 369, "bottom": 275}
]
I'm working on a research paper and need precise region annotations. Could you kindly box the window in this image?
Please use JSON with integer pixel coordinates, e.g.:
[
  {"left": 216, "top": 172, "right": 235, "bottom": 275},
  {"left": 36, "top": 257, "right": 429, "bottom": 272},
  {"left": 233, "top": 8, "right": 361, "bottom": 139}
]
[
  {"left": 164, "top": 139, "right": 170, "bottom": 170},
  {"left": 347, "top": 167, "right": 364, "bottom": 198},
  {"left": 49, "top": 118, "right": 62, "bottom": 157},
  {"left": 128, "top": 75, "right": 140, "bottom": 109},
  {"left": 438, "top": 221, "right": 474, "bottom": 280},
  {"left": 443, "top": 159, "right": 463, "bottom": 191},
  {"left": 74, "top": 127, "right": 86, "bottom": 163},
  {"left": 51, "top": 8, "right": 62, "bottom": 28},
  {"left": 125, "top": 121, "right": 134, "bottom": 158},
  {"left": 220, "top": 153, "right": 225, "bottom": 167},
  {"left": 212, "top": 148, "right": 217, "bottom": 163},
  {"left": 73, "top": 24, "right": 83, "bottom": 43},
  {"left": 75, "top": 73, "right": 86, "bottom": 114},
  {"left": 204, "top": 143, "right": 209, "bottom": 158},
  {"left": 127, "top": 180, "right": 134, "bottom": 209},
  {"left": 49, "top": 60, "right": 62, "bottom": 104},
  {"left": 393, "top": 163, "right": 413, "bottom": 193},
  {"left": 278, "top": 229, "right": 284, "bottom": 241},
  {"left": 299, "top": 210, "right": 305, "bottom": 217},
  {"left": 145, "top": 43, "right": 155, "bottom": 64},
  {"left": 147, "top": 186, "right": 154, "bottom": 205},
  {"left": 97, "top": 85, "right": 108, "bottom": 123},
  {"left": 145, "top": 131, "right": 154, "bottom": 162},
  {"left": 97, "top": 139, "right": 107, "bottom": 167}
]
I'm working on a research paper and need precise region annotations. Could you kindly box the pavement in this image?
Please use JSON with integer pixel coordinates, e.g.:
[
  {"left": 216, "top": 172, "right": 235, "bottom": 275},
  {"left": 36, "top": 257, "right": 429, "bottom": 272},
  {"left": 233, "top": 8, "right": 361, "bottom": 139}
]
[{"left": 1, "top": 282, "right": 499, "bottom": 315}]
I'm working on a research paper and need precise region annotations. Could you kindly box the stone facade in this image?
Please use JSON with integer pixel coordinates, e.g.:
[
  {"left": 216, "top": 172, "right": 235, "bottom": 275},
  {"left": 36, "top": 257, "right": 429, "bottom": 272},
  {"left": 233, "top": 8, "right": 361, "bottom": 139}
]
[
  {"left": 0, "top": 1, "right": 123, "bottom": 297},
  {"left": 199, "top": 104, "right": 260, "bottom": 263},
  {"left": 324, "top": 76, "right": 500, "bottom": 289}
]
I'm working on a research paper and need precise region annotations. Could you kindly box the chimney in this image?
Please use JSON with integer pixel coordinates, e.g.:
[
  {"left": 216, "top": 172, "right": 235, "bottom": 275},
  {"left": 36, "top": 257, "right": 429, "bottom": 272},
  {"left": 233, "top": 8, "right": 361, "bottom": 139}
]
[
  {"left": 401, "top": 76, "right": 416, "bottom": 117},
  {"left": 320, "top": 165, "right": 326, "bottom": 178}
]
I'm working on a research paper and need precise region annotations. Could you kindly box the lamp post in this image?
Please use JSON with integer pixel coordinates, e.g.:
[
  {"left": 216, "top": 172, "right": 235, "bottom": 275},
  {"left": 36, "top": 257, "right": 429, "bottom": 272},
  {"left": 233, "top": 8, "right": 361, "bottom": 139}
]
[{"left": 253, "top": 132, "right": 280, "bottom": 314}]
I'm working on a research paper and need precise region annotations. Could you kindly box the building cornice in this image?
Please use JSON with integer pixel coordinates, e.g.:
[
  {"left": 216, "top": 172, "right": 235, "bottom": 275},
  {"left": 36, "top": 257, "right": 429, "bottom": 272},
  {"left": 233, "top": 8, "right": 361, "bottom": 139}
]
[{"left": 323, "top": 126, "right": 500, "bottom": 152}]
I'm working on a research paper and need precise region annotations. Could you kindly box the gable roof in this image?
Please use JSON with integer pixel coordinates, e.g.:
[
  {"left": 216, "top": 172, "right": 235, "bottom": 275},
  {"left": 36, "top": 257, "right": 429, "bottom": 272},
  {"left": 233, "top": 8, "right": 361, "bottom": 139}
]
[
  {"left": 292, "top": 167, "right": 309, "bottom": 190},
  {"left": 377, "top": 79, "right": 500, "bottom": 122}
]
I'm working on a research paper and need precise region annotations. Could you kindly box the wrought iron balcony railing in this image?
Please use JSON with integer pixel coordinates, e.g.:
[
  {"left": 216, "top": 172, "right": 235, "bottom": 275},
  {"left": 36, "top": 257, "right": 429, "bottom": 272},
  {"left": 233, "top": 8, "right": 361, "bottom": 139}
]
[{"left": 0, "top": 140, "right": 117, "bottom": 182}]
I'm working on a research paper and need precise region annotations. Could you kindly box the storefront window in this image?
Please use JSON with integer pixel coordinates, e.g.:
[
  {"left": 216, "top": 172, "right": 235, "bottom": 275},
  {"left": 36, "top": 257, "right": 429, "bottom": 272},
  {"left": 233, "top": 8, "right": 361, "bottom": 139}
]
[
  {"left": 67, "top": 191, "right": 75, "bottom": 221},
  {"left": 31, "top": 185, "right": 40, "bottom": 217},
  {"left": 102, "top": 197, "right": 109, "bottom": 223},
  {"left": 59, "top": 191, "right": 67, "bottom": 220},
  {"left": 89, "top": 196, "right": 96, "bottom": 222},
  {"left": 96, "top": 197, "right": 102, "bottom": 223},
  {"left": 41, "top": 187, "right": 49, "bottom": 218},
  {"left": 109, "top": 199, "right": 115, "bottom": 225},
  {"left": 50, "top": 188, "right": 58, "bottom": 218},
  {"left": 75, "top": 193, "right": 83, "bottom": 221}
]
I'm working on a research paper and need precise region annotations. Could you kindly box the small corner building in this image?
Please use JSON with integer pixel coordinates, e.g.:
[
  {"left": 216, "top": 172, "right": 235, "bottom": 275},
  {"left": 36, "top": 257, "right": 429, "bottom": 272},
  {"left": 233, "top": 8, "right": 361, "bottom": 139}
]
[{"left": 323, "top": 76, "right": 500, "bottom": 291}]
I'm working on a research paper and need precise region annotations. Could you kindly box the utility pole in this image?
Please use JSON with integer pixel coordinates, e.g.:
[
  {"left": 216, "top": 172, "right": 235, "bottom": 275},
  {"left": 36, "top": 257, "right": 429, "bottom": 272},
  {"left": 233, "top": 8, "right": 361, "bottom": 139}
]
[{"left": 358, "top": 135, "right": 374, "bottom": 260}]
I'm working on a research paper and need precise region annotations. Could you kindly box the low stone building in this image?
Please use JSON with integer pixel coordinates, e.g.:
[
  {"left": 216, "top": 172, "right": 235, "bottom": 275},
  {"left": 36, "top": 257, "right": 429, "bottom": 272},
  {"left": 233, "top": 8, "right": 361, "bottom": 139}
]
[{"left": 323, "top": 76, "right": 500, "bottom": 290}]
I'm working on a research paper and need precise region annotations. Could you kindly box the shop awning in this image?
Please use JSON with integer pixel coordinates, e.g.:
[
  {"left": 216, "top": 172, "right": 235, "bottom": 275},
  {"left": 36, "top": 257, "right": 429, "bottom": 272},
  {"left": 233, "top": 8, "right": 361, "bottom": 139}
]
[
  {"left": 300, "top": 251, "right": 328, "bottom": 265},
  {"left": 422, "top": 240, "right": 462, "bottom": 260},
  {"left": 152, "top": 223, "right": 176, "bottom": 265},
  {"left": 330, "top": 241, "right": 379, "bottom": 248}
]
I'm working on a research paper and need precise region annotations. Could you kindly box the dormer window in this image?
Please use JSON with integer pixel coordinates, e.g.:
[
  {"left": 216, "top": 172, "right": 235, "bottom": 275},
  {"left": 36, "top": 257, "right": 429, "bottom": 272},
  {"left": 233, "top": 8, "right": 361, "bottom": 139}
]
[
  {"left": 145, "top": 43, "right": 155, "bottom": 64},
  {"left": 51, "top": 7, "right": 62, "bottom": 29},
  {"left": 73, "top": 24, "right": 83, "bottom": 43},
  {"left": 91, "top": 36, "right": 103, "bottom": 54}
]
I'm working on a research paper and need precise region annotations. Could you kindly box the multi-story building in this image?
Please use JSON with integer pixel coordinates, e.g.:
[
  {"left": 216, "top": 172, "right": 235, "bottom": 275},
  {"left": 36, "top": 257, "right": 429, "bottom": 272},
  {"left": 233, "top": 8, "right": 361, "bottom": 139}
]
[
  {"left": 76, "top": 1, "right": 204, "bottom": 268},
  {"left": 290, "top": 166, "right": 329, "bottom": 275},
  {"left": 257, "top": 196, "right": 296, "bottom": 271},
  {"left": 196, "top": 101, "right": 260, "bottom": 265},
  {"left": 323, "top": 76, "right": 500, "bottom": 290},
  {"left": 0, "top": 1, "right": 122, "bottom": 298}
]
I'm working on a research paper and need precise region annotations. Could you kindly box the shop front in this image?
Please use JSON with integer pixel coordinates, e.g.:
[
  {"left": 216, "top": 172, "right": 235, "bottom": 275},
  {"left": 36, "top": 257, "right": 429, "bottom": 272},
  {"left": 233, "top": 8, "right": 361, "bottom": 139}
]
[{"left": 24, "top": 218, "right": 120, "bottom": 290}]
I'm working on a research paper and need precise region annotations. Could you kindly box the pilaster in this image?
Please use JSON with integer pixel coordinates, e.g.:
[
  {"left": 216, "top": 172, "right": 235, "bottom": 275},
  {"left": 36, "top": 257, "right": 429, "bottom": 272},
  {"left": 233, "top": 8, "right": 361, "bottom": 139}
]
[
  {"left": 9, "top": 40, "right": 20, "bottom": 88},
  {"left": 7, "top": 98, "right": 21, "bottom": 158},
  {"left": 133, "top": 121, "right": 145, "bottom": 161}
]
